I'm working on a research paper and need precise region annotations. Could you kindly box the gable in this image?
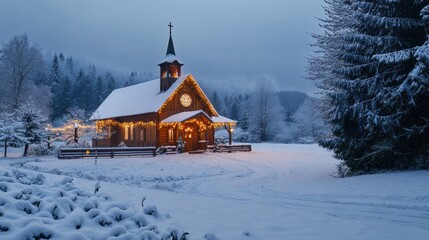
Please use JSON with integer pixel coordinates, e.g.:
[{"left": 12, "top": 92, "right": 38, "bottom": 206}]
[{"left": 158, "top": 75, "right": 219, "bottom": 119}]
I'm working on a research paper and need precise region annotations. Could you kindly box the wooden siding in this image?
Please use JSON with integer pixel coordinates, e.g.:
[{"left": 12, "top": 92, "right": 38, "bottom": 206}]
[{"left": 97, "top": 112, "right": 157, "bottom": 147}]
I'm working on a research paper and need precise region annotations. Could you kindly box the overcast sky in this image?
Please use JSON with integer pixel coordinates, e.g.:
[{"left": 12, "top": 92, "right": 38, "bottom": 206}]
[{"left": 0, "top": 0, "right": 324, "bottom": 94}]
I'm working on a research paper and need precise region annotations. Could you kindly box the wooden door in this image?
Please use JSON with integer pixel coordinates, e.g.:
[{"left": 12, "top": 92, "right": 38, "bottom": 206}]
[{"left": 183, "top": 125, "right": 197, "bottom": 152}]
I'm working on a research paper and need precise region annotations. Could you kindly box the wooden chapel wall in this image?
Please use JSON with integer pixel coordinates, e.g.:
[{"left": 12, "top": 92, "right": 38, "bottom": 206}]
[{"left": 100, "top": 112, "right": 157, "bottom": 147}]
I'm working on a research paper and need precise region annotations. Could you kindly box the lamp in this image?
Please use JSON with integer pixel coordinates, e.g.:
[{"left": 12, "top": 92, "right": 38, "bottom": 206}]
[{"left": 74, "top": 122, "right": 78, "bottom": 143}]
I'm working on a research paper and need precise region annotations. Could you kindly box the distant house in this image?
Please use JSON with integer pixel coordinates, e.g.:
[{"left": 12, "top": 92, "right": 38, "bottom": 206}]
[{"left": 90, "top": 26, "right": 235, "bottom": 152}]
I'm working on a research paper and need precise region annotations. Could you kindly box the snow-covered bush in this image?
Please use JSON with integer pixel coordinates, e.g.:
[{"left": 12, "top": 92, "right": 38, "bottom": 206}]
[
  {"left": 274, "top": 133, "right": 291, "bottom": 144},
  {"left": 333, "top": 162, "right": 350, "bottom": 178},
  {"left": 232, "top": 128, "right": 250, "bottom": 143},
  {"left": 27, "top": 144, "right": 52, "bottom": 156},
  {"left": 0, "top": 169, "right": 185, "bottom": 239}
]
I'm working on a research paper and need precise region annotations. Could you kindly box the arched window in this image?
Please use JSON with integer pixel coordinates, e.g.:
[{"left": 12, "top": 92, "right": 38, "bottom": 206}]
[
  {"left": 124, "top": 126, "right": 129, "bottom": 140},
  {"left": 130, "top": 125, "right": 134, "bottom": 141},
  {"left": 168, "top": 128, "right": 174, "bottom": 143},
  {"left": 170, "top": 67, "right": 178, "bottom": 78},
  {"left": 140, "top": 128, "right": 144, "bottom": 141}
]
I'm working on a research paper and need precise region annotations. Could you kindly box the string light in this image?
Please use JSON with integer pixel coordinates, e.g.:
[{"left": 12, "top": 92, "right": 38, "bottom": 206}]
[
  {"left": 48, "top": 124, "right": 93, "bottom": 132},
  {"left": 96, "top": 120, "right": 156, "bottom": 129}
]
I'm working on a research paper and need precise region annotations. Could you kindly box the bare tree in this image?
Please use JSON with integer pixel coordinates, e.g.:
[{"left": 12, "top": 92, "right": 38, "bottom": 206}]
[
  {"left": 249, "top": 76, "right": 285, "bottom": 142},
  {"left": 291, "top": 97, "right": 326, "bottom": 141},
  {"left": 0, "top": 35, "right": 43, "bottom": 109}
]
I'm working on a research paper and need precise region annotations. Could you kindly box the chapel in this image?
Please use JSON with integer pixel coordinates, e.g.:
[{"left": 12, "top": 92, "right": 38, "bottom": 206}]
[{"left": 90, "top": 24, "right": 235, "bottom": 152}]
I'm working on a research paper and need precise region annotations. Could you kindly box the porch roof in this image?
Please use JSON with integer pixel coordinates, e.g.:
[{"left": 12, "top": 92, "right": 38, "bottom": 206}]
[
  {"left": 161, "top": 110, "right": 213, "bottom": 123},
  {"left": 212, "top": 115, "right": 236, "bottom": 124},
  {"left": 161, "top": 110, "right": 236, "bottom": 124}
]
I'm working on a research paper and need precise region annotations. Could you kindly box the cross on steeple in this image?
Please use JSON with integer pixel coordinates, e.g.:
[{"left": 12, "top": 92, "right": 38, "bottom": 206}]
[{"left": 168, "top": 22, "right": 173, "bottom": 35}]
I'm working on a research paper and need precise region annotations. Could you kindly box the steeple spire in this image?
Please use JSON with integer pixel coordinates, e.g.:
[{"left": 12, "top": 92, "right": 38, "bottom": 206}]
[
  {"left": 166, "top": 22, "right": 176, "bottom": 56},
  {"left": 159, "top": 22, "right": 183, "bottom": 92}
]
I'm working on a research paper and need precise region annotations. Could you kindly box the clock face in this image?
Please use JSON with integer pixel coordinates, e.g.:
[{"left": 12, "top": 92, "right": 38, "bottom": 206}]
[{"left": 180, "top": 93, "right": 192, "bottom": 107}]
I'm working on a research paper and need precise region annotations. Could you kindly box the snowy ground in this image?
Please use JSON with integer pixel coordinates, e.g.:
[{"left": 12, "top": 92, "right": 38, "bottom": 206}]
[{"left": 1, "top": 144, "right": 429, "bottom": 239}]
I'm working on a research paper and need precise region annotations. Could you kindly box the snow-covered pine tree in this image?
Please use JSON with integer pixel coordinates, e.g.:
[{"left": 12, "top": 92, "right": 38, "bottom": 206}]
[
  {"left": 104, "top": 71, "right": 117, "bottom": 98},
  {"left": 66, "top": 56, "right": 74, "bottom": 75},
  {"left": 50, "top": 54, "right": 68, "bottom": 120},
  {"left": 309, "top": 0, "right": 429, "bottom": 173},
  {"left": 73, "top": 69, "right": 86, "bottom": 109},
  {"left": 16, "top": 101, "right": 47, "bottom": 156},
  {"left": 129, "top": 71, "right": 137, "bottom": 86},
  {"left": 0, "top": 112, "right": 27, "bottom": 157},
  {"left": 49, "top": 54, "right": 60, "bottom": 86},
  {"left": 83, "top": 64, "right": 96, "bottom": 112},
  {"left": 94, "top": 75, "right": 105, "bottom": 107}
]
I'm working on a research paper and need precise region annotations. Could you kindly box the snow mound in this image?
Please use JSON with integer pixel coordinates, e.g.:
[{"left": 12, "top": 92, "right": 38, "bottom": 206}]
[{"left": 0, "top": 170, "right": 187, "bottom": 240}]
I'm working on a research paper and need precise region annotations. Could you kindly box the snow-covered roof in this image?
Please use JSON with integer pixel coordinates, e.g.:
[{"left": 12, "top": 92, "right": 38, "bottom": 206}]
[
  {"left": 161, "top": 110, "right": 213, "bottom": 123},
  {"left": 212, "top": 115, "right": 236, "bottom": 123},
  {"left": 90, "top": 74, "right": 191, "bottom": 120},
  {"left": 159, "top": 54, "right": 183, "bottom": 65}
]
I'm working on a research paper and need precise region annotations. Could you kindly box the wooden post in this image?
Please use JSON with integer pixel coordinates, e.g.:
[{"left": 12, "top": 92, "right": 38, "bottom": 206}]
[
  {"left": 3, "top": 140, "right": 7, "bottom": 158},
  {"left": 224, "top": 124, "right": 233, "bottom": 145}
]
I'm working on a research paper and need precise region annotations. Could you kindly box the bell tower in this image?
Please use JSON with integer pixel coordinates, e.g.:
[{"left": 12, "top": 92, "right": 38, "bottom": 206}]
[{"left": 158, "top": 22, "right": 184, "bottom": 92}]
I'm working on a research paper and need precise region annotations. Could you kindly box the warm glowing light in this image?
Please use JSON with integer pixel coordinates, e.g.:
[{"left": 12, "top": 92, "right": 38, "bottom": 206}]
[
  {"left": 96, "top": 120, "right": 156, "bottom": 129},
  {"left": 48, "top": 123, "right": 93, "bottom": 133}
]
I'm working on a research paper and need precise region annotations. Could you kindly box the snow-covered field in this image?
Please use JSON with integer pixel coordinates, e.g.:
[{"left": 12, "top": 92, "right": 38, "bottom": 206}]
[{"left": 1, "top": 144, "right": 429, "bottom": 239}]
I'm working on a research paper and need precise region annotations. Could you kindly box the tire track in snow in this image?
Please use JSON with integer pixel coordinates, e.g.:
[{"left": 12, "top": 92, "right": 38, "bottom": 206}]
[{"left": 182, "top": 153, "right": 429, "bottom": 231}]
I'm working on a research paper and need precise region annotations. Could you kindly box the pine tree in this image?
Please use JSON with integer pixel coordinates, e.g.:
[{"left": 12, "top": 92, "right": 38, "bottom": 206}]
[
  {"left": 51, "top": 76, "right": 73, "bottom": 120},
  {"left": 73, "top": 69, "right": 86, "bottom": 109},
  {"left": 105, "top": 71, "right": 117, "bottom": 98},
  {"left": 49, "top": 54, "right": 60, "bottom": 86},
  {"left": 94, "top": 75, "right": 105, "bottom": 107},
  {"left": 50, "top": 54, "right": 66, "bottom": 120},
  {"left": 239, "top": 107, "right": 250, "bottom": 132},
  {"left": 66, "top": 56, "right": 74, "bottom": 75},
  {"left": 129, "top": 71, "right": 137, "bottom": 86},
  {"left": 83, "top": 65, "right": 96, "bottom": 111},
  {"left": 16, "top": 101, "right": 47, "bottom": 156},
  {"left": 230, "top": 102, "right": 239, "bottom": 121},
  {"left": 309, "top": 0, "right": 429, "bottom": 173},
  {"left": 211, "top": 91, "right": 223, "bottom": 114},
  {"left": 58, "top": 52, "right": 65, "bottom": 61}
]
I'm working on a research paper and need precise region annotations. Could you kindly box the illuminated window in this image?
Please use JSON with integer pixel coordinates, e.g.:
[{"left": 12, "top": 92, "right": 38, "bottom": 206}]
[
  {"left": 124, "top": 126, "right": 129, "bottom": 140},
  {"left": 200, "top": 131, "right": 205, "bottom": 140},
  {"left": 171, "top": 67, "right": 178, "bottom": 78},
  {"left": 168, "top": 128, "right": 174, "bottom": 143},
  {"left": 140, "top": 128, "right": 144, "bottom": 141},
  {"left": 130, "top": 125, "right": 134, "bottom": 141}
]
